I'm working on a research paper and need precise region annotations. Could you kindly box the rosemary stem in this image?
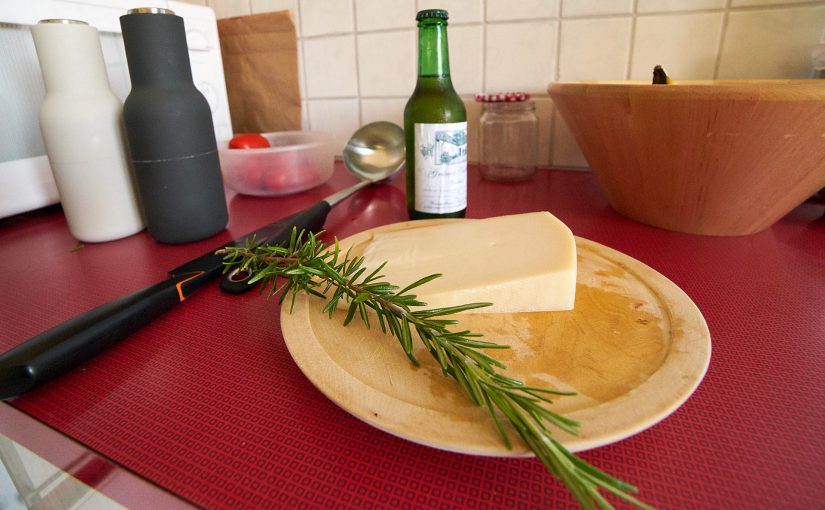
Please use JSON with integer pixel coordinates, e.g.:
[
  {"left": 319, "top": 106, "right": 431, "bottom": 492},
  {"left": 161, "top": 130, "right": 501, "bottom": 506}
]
[{"left": 217, "top": 232, "right": 653, "bottom": 510}]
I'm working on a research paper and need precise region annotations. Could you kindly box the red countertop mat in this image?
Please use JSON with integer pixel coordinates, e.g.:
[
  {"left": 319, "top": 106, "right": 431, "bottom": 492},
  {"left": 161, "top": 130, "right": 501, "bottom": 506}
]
[{"left": 2, "top": 165, "right": 824, "bottom": 509}]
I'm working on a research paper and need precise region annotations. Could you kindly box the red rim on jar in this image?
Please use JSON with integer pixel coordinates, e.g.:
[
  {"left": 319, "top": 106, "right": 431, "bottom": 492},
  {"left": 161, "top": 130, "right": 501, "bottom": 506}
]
[{"left": 474, "top": 92, "right": 531, "bottom": 103}]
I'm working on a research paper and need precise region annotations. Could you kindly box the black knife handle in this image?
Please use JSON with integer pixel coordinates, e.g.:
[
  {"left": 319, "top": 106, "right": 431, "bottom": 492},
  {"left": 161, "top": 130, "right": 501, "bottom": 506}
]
[
  {"left": 220, "top": 200, "right": 331, "bottom": 294},
  {"left": 0, "top": 269, "right": 218, "bottom": 400}
]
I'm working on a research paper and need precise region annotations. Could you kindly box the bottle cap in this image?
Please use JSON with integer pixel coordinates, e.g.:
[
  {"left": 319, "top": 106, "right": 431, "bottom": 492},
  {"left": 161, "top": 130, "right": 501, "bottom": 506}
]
[
  {"left": 474, "top": 92, "right": 531, "bottom": 103},
  {"left": 416, "top": 9, "right": 448, "bottom": 21}
]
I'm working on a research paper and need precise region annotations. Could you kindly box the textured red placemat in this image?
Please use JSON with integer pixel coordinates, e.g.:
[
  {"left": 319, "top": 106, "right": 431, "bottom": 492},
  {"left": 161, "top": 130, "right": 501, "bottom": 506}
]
[{"left": 2, "top": 164, "right": 823, "bottom": 509}]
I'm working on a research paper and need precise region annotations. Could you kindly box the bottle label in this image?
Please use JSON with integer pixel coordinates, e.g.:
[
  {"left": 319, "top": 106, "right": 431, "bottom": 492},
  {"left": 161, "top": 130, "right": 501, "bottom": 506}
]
[{"left": 413, "top": 122, "right": 468, "bottom": 214}]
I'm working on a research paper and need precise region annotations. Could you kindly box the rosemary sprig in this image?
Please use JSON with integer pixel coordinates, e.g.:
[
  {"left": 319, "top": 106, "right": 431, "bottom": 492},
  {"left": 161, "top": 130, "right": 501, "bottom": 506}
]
[{"left": 218, "top": 229, "right": 654, "bottom": 510}]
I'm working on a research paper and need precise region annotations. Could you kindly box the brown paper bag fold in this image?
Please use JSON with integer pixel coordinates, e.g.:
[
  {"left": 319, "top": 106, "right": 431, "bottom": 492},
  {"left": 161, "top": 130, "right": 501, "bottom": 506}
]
[{"left": 217, "top": 11, "right": 301, "bottom": 134}]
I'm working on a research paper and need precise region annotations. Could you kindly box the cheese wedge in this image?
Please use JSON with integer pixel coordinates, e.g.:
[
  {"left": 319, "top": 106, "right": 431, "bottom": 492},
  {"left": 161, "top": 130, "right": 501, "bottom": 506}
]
[{"left": 358, "top": 211, "right": 577, "bottom": 313}]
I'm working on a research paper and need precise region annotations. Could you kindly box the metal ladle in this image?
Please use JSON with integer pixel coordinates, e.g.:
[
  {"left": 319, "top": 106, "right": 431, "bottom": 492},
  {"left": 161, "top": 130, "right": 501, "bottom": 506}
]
[
  {"left": 325, "top": 121, "right": 405, "bottom": 206},
  {"left": 220, "top": 121, "right": 405, "bottom": 293}
]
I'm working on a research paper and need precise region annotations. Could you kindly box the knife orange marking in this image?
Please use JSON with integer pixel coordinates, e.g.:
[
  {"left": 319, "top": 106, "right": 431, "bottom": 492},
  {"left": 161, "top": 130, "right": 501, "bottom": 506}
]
[{"left": 176, "top": 271, "right": 205, "bottom": 301}]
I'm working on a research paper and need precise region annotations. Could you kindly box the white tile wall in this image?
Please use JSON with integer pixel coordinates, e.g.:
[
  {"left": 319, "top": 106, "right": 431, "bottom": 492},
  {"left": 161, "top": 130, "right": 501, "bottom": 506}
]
[
  {"left": 630, "top": 12, "right": 725, "bottom": 80},
  {"left": 558, "top": 17, "right": 632, "bottom": 81},
  {"left": 356, "top": 30, "right": 416, "bottom": 96},
  {"left": 447, "top": 24, "right": 483, "bottom": 94},
  {"left": 251, "top": 0, "right": 300, "bottom": 30},
  {"left": 306, "top": 98, "right": 360, "bottom": 152},
  {"left": 636, "top": 0, "right": 725, "bottom": 13},
  {"left": 361, "top": 98, "right": 406, "bottom": 127},
  {"left": 719, "top": 5, "right": 825, "bottom": 78},
  {"left": 355, "top": 0, "right": 415, "bottom": 31},
  {"left": 562, "top": 0, "right": 633, "bottom": 17},
  {"left": 209, "top": 0, "right": 250, "bottom": 18},
  {"left": 487, "top": 0, "right": 557, "bottom": 21},
  {"left": 417, "top": 0, "right": 483, "bottom": 24},
  {"left": 485, "top": 20, "right": 558, "bottom": 93},
  {"left": 194, "top": 0, "right": 825, "bottom": 167},
  {"left": 299, "top": 0, "right": 353, "bottom": 36},
  {"left": 302, "top": 35, "right": 358, "bottom": 98}
]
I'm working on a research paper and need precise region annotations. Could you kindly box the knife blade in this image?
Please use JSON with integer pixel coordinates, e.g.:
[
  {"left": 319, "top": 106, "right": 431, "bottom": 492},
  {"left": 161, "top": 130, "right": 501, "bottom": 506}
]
[{"left": 0, "top": 201, "right": 330, "bottom": 400}]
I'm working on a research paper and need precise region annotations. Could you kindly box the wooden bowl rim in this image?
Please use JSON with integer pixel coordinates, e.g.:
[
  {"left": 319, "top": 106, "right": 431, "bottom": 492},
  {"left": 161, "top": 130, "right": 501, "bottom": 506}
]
[{"left": 548, "top": 79, "right": 825, "bottom": 100}]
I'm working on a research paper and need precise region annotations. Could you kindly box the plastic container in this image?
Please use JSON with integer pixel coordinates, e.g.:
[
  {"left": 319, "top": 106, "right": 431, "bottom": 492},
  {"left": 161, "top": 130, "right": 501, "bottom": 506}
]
[
  {"left": 219, "top": 131, "right": 335, "bottom": 196},
  {"left": 475, "top": 92, "right": 537, "bottom": 182}
]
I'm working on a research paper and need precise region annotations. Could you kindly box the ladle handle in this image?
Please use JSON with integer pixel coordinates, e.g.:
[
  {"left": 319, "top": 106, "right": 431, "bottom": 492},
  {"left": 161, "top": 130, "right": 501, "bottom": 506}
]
[{"left": 324, "top": 179, "right": 371, "bottom": 207}]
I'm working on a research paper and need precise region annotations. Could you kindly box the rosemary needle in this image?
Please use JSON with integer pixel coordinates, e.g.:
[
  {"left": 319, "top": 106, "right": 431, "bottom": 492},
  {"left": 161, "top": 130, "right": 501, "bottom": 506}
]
[{"left": 218, "top": 229, "right": 655, "bottom": 510}]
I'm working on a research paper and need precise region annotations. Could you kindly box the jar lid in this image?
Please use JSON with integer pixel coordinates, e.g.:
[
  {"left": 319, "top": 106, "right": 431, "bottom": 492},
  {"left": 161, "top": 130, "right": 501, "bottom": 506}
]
[{"left": 474, "top": 92, "right": 531, "bottom": 103}]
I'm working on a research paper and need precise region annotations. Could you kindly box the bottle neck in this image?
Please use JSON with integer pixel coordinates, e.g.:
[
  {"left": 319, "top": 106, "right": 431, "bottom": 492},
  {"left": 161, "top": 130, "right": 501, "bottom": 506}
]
[
  {"left": 31, "top": 22, "right": 111, "bottom": 93},
  {"left": 417, "top": 20, "right": 451, "bottom": 79},
  {"left": 120, "top": 12, "right": 194, "bottom": 88}
]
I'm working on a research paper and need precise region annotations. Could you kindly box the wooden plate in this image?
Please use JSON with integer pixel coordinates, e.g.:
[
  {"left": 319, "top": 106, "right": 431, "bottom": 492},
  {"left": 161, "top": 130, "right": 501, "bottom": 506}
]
[{"left": 281, "top": 220, "right": 711, "bottom": 456}]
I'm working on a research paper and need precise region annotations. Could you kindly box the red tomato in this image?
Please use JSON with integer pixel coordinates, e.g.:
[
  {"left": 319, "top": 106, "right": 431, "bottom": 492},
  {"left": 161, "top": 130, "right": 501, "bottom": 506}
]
[{"left": 228, "top": 133, "right": 270, "bottom": 149}]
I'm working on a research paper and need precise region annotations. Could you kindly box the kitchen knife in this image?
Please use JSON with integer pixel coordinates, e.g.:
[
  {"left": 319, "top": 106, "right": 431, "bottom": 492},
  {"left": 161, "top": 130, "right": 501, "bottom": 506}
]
[
  {"left": 217, "top": 179, "right": 372, "bottom": 294},
  {"left": 0, "top": 201, "right": 330, "bottom": 400}
]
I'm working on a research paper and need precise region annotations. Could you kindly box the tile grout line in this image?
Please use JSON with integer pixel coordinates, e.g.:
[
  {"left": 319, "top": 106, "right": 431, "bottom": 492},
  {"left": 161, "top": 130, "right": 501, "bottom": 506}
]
[
  {"left": 481, "top": 0, "right": 487, "bottom": 93},
  {"left": 713, "top": 0, "right": 733, "bottom": 80},
  {"left": 472, "top": 0, "right": 487, "bottom": 164},
  {"left": 296, "top": 0, "right": 310, "bottom": 130},
  {"left": 226, "top": 1, "right": 822, "bottom": 162},
  {"left": 549, "top": 0, "right": 563, "bottom": 167},
  {"left": 626, "top": 0, "right": 639, "bottom": 81},
  {"left": 297, "top": 1, "right": 823, "bottom": 42},
  {"left": 352, "top": 0, "right": 362, "bottom": 127},
  {"left": 554, "top": 1, "right": 562, "bottom": 82}
]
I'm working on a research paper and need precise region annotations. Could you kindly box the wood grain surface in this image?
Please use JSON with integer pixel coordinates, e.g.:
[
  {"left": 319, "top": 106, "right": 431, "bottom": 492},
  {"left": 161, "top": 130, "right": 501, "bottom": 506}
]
[
  {"left": 281, "top": 220, "right": 711, "bottom": 456},
  {"left": 548, "top": 80, "right": 825, "bottom": 236}
]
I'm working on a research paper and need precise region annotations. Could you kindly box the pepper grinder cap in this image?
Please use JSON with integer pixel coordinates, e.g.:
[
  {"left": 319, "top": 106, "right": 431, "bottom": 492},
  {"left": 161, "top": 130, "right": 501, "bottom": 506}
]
[{"left": 127, "top": 7, "right": 175, "bottom": 15}]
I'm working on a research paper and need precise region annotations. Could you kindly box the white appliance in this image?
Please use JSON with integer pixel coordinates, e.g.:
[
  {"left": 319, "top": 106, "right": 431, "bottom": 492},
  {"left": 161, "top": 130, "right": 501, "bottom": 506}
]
[{"left": 0, "top": 0, "right": 232, "bottom": 219}]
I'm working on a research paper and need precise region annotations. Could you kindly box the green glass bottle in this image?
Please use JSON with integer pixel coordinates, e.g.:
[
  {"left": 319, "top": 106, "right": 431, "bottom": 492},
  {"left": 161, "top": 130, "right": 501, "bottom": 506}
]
[{"left": 404, "top": 9, "right": 467, "bottom": 220}]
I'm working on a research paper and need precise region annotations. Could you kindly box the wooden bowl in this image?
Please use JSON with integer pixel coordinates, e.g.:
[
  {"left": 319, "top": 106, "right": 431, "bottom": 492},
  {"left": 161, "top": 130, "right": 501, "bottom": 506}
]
[{"left": 548, "top": 80, "right": 825, "bottom": 236}]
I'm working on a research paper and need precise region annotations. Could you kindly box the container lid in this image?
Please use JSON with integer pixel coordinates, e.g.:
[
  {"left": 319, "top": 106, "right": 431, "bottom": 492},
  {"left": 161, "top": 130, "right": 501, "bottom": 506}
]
[
  {"left": 38, "top": 19, "right": 88, "bottom": 25},
  {"left": 474, "top": 92, "right": 531, "bottom": 102},
  {"left": 127, "top": 7, "right": 175, "bottom": 15},
  {"left": 416, "top": 9, "right": 448, "bottom": 21}
]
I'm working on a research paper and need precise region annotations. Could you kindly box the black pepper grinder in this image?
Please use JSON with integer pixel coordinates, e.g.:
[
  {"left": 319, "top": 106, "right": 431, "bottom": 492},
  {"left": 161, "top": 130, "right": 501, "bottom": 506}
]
[{"left": 120, "top": 7, "right": 227, "bottom": 243}]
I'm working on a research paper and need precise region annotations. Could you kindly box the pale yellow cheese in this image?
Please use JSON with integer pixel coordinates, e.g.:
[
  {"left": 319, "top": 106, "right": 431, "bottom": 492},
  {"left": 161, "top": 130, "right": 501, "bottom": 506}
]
[{"left": 358, "top": 212, "right": 577, "bottom": 313}]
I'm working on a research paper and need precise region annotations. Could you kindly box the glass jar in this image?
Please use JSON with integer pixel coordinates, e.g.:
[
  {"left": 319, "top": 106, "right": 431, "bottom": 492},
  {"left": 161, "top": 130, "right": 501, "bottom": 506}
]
[{"left": 476, "top": 92, "right": 538, "bottom": 182}]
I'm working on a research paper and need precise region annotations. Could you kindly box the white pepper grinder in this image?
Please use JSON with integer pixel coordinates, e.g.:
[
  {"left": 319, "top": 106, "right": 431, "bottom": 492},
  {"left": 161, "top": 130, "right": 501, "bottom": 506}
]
[{"left": 31, "top": 19, "right": 144, "bottom": 243}]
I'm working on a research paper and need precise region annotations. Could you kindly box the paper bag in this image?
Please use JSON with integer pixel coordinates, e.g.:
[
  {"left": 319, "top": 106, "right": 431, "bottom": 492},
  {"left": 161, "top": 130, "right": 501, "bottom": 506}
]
[{"left": 217, "top": 11, "right": 301, "bottom": 134}]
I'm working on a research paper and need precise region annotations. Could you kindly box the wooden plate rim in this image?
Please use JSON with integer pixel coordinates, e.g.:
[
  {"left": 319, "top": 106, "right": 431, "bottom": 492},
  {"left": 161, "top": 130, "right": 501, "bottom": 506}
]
[{"left": 280, "top": 219, "right": 712, "bottom": 456}]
